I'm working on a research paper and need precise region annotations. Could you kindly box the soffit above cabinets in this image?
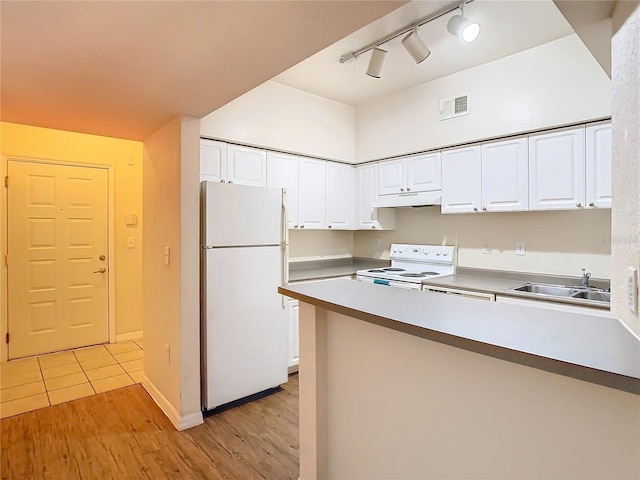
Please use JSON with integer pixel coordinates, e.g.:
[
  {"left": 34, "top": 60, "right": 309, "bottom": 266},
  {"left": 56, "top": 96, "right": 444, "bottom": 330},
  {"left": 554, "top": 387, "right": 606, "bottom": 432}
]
[{"left": 273, "top": 0, "right": 575, "bottom": 106}]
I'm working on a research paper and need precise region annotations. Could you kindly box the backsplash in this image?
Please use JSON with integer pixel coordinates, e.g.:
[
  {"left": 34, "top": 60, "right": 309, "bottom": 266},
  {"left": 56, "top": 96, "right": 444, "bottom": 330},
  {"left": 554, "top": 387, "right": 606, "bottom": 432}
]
[{"left": 353, "top": 208, "right": 612, "bottom": 279}]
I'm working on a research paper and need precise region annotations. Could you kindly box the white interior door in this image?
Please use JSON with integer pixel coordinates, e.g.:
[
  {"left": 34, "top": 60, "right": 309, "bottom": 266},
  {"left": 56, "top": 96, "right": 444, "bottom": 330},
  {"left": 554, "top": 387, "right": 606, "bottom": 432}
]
[{"left": 7, "top": 160, "right": 109, "bottom": 359}]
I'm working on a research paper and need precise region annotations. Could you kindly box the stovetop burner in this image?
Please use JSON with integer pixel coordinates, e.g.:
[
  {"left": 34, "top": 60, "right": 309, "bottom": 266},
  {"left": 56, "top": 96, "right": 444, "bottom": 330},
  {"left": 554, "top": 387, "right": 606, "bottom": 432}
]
[
  {"left": 367, "top": 269, "right": 386, "bottom": 273},
  {"left": 383, "top": 267, "right": 406, "bottom": 272},
  {"left": 421, "top": 271, "right": 439, "bottom": 276},
  {"left": 399, "top": 273, "right": 427, "bottom": 278}
]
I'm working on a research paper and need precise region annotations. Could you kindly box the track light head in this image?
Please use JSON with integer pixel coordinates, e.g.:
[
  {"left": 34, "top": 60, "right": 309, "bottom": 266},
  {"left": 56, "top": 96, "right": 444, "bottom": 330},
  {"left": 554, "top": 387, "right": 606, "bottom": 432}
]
[
  {"left": 401, "top": 28, "right": 431, "bottom": 64},
  {"left": 366, "top": 47, "right": 387, "bottom": 78},
  {"left": 447, "top": 8, "right": 480, "bottom": 43}
]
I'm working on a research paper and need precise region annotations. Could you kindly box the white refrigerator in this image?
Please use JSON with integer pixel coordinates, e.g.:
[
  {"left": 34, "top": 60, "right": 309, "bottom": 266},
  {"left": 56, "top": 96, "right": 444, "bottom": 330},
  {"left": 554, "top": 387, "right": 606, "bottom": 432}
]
[{"left": 201, "top": 181, "right": 289, "bottom": 412}]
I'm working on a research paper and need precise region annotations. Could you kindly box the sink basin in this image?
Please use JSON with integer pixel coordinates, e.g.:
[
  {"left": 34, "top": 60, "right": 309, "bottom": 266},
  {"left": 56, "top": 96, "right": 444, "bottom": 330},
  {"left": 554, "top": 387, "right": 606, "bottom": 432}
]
[
  {"left": 571, "top": 290, "right": 611, "bottom": 302},
  {"left": 511, "top": 284, "right": 579, "bottom": 297},
  {"left": 506, "top": 283, "right": 610, "bottom": 304}
]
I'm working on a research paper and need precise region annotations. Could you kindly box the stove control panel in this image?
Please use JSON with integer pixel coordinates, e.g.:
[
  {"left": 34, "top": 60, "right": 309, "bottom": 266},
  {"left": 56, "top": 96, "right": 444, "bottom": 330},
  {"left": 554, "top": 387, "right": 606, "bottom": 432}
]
[{"left": 390, "top": 244, "right": 457, "bottom": 263}]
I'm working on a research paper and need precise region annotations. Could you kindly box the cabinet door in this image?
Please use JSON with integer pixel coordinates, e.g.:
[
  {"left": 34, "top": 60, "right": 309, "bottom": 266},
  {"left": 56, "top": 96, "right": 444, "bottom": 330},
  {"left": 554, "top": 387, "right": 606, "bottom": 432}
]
[
  {"left": 406, "top": 153, "right": 441, "bottom": 192},
  {"left": 287, "top": 299, "right": 299, "bottom": 370},
  {"left": 200, "top": 139, "right": 227, "bottom": 182},
  {"left": 298, "top": 158, "right": 326, "bottom": 229},
  {"left": 481, "top": 138, "right": 528, "bottom": 212},
  {"left": 378, "top": 159, "right": 406, "bottom": 195},
  {"left": 529, "top": 127, "right": 585, "bottom": 210},
  {"left": 356, "top": 164, "right": 396, "bottom": 230},
  {"left": 267, "top": 152, "right": 299, "bottom": 228},
  {"left": 227, "top": 145, "right": 267, "bottom": 187},
  {"left": 441, "top": 146, "right": 482, "bottom": 214},
  {"left": 326, "top": 163, "right": 355, "bottom": 230},
  {"left": 585, "top": 123, "right": 612, "bottom": 209}
]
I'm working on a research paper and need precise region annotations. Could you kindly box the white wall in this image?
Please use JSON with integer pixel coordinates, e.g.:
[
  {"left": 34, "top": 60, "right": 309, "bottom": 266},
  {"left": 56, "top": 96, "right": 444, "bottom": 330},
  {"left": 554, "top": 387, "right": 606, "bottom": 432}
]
[
  {"left": 355, "top": 208, "right": 611, "bottom": 278},
  {"left": 611, "top": 1, "right": 640, "bottom": 337},
  {"left": 142, "top": 116, "right": 202, "bottom": 430},
  {"left": 201, "top": 81, "right": 355, "bottom": 163},
  {"left": 355, "top": 34, "right": 612, "bottom": 162}
]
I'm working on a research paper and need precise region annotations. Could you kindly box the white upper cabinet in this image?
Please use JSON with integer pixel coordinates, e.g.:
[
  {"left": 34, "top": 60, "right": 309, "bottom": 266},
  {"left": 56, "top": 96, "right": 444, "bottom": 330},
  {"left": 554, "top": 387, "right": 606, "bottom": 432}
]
[
  {"left": 378, "top": 153, "right": 441, "bottom": 195},
  {"left": 200, "top": 139, "right": 227, "bottom": 182},
  {"left": 267, "top": 152, "right": 299, "bottom": 229},
  {"left": 406, "top": 153, "right": 442, "bottom": 193},
  {"left": 481, "top": 137, "right": 528, "bottom": 212},
  {"left": 529, "top": 127, "right": 586, "bottom": 210},
  {"left": 297, "top": 158, "right": 327, "bottom": 229},
  {"left": 585, "top": 122, "right": 612, "bottom": 208},
  {"left": 226, "top": 145, "right": 267, "bottom": 187},
  {"left": 326, "top": 163, "right": 355, "bottom": 230},
  {"left": 441, "top": 146, "right": 482, "bottom": 213},
  {"left": 356, "top": 164, "right": 396, "bottom": 230}
]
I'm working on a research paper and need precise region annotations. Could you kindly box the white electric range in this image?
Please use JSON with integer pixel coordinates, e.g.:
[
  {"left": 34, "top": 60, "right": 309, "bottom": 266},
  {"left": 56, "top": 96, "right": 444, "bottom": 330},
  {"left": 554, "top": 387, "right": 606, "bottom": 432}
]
[{"left": 356, "top": 244, "right": 457, "bottom": 290}]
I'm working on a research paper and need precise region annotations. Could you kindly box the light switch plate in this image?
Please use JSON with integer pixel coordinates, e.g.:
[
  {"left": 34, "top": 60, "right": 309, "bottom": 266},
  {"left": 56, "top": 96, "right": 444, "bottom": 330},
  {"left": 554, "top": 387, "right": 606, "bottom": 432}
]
[
  {"left": 628, "top": 266, "right": 637, "bottom": 313},
  {"left": 164, "top": 247, "right": 171, "bottom": 265}
]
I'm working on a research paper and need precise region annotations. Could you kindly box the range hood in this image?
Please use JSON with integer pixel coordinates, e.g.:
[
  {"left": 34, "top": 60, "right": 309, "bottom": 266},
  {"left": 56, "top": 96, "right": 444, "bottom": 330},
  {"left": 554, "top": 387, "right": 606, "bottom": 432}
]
[{"left": 372, "top": 190, "right": 442, "bottom": 208}]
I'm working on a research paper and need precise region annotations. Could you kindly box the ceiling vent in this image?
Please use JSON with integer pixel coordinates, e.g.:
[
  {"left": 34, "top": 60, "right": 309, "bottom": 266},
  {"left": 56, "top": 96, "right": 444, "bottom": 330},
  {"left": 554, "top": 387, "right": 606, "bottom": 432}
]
[{"left": 439, "top": 93, "right": 470, "bottom": 120}]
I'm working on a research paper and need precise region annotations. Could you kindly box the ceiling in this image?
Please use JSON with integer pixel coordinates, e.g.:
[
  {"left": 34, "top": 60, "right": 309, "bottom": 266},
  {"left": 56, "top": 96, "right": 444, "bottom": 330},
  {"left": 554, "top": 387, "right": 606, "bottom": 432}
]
[
  {"left": 0, "top": 1, "right": 404, "bottom": 141},
  {"left": 273, "top": 0, "right": 576, "bottom": 106}
]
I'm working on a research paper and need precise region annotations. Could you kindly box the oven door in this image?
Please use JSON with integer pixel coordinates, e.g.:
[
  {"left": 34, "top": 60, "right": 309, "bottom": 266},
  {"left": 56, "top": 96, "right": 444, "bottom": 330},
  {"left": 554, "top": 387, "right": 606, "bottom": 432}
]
[{"left": 356, "top": 275, "right": 421, "bottom": 290}]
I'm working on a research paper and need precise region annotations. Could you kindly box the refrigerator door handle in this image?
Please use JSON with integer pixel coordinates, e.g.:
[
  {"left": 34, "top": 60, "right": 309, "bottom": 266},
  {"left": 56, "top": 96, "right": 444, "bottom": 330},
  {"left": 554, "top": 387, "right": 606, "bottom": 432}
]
[
  {"left": 281, "top": 187, "right": 290, "bottom": 309},
  {"left": 281, "top": 188, "right": 289, "bottom": 245}
]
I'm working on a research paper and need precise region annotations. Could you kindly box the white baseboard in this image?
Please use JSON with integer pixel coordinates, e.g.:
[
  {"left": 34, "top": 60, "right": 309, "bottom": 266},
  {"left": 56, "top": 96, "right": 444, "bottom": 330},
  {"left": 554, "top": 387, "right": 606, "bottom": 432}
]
[
  {"left": 141, "top": 374, "right": 203, "bottom": 431},
  {"left": 114, "top": 331, "right": 143, "bottom": 343}
]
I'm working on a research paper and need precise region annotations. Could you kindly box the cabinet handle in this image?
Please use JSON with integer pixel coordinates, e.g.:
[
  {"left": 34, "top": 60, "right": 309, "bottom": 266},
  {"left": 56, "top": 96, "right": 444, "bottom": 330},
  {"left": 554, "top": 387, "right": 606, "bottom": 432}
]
[
  {"left": 294, "top": 225, "right": 298, "bottom": 228},
  {"left": 229, "top": 180, "right": 233, "bottom": 184},
  {"left": 473, "top": 207, "right": 478, "bottom": 212},
  {"left": 576, "top": 203, "right": 582, "bottom": 208},
  {"left": 400, "top": 188, "right": 405, "bottom": 192},
  {"left": 328, "top": 225, "right": 332, "bottom": 229},
  {"left": 371, "top": 226, "right": 376, "bottom": 229},
  {"left": 482, "top": 207, "right": 487, "bottom": 211},
  {"left": 406, "top": 187, "right": 411, "bottom": 192},
  {"left": 220, "top": 179, "right": 226, "bottom": 183},
  {"left": 589, "top": 202, "right": 595, "bottom": 207},
  {"left": 300, "top": 225, "right": 305, "bottom": 228}
]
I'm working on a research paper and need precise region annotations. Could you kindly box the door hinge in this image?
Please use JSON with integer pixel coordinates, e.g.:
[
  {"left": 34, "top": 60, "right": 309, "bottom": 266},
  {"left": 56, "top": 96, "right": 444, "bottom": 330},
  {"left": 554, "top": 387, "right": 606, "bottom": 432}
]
[
  {"left": 5, "top": 333, "right": 8, "bottom": 344},
  {"left": 4, "top": 176, "right": 7, "bottom": 187}
]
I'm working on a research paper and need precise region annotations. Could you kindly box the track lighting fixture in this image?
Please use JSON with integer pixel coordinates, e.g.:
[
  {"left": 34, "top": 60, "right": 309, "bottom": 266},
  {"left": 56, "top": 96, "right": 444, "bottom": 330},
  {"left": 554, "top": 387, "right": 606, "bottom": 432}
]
[
  {"left": 401, "top": 29, "right": 431, "bottom": 64},
  {"left": 447, "top": 6, "right": 480, "bottom": 43},
  {"left": 366, "top": 47, "right": 387, "bottom": 78},
  {"left": 339, "top": 0, "right": 479, "bottom": 78}
]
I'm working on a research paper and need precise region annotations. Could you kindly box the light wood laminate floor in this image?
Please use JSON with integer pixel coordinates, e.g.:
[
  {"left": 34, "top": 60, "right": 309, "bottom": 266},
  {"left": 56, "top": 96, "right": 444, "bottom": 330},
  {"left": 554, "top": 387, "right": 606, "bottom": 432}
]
[
  {"left": 0, "top": 373, "right": 299, "bottom": 480},
  {"left": 0, "top": 341, "right": 144, "bottom": 419}
]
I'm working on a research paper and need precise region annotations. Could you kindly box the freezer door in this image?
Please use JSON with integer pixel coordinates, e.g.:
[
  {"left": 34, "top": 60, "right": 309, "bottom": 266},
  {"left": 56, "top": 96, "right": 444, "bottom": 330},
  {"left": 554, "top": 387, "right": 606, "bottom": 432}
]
[
  {"left": 202, "top": 246, "right": 288, "bottom": 410},
  {"left": 202, "top": 181, "right": 283, "bottom": 246}
]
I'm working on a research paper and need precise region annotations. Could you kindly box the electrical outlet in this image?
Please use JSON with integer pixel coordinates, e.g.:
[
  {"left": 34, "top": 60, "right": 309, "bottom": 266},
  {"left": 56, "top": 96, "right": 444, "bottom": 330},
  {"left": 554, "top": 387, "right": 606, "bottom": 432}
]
[
  {"left": 515, "top": 241, "right": 526, "bottom": 256},
  {"left": 628, "top": 267, "right": 637, "bottom": 313},
  {"left": 483, "top": 244, "right": 491, "bottom": 254}
]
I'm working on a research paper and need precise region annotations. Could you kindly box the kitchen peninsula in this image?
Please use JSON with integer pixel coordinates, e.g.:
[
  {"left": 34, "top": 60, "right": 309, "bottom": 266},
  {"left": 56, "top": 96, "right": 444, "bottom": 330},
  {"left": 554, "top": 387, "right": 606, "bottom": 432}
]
[{"left": 279, "top": 278, "right": 640, "bottom": 480}]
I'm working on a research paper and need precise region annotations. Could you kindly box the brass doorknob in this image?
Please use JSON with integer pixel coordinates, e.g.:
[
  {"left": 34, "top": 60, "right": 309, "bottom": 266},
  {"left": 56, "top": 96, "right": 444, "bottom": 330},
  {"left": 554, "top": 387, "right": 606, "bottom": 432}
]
[{"left": 93, "top": 268, "right": 107, "bottom": 274}]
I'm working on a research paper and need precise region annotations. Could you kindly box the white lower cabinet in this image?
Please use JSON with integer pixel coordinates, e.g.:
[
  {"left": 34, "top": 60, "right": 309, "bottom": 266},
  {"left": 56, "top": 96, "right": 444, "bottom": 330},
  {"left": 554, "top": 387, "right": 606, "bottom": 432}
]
[
  {"left": 287, "top": 299, "right": 299, "bottom": 370},
  {"left": 356, "top": 163, "right": 395, "bottom": 230}
]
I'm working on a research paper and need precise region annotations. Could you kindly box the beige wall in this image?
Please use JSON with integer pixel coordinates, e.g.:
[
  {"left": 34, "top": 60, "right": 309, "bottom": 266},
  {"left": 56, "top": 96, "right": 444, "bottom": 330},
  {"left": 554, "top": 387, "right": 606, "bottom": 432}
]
[
  {"left": 354, "top": 208, "right": 612, "bottom": 278},
  {"left": 142, "top": 116, "right": 202, "bottom": 429},
  {"left": 611, "top": 1, "right": 640, "bottom": 337},
  {"left": 355, "top": 34, "right": 612, "bottom": 162},
  {"left": 0, "top": 122, "right": 144, "bottom": 350},
  {"left": 201, "top": 81, "right": 355, "bottom": 163}
]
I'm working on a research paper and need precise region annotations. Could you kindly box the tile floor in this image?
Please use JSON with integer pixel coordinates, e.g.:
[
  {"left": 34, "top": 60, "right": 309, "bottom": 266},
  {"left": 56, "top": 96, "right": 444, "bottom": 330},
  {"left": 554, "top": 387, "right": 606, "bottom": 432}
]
[{"left": 0, "top": 340, "right": 143, "bottom": 419}]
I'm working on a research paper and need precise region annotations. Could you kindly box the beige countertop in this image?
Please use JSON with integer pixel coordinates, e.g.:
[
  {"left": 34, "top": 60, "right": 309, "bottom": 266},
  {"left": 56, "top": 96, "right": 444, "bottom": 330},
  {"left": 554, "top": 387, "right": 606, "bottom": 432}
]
[
  {"left": 279, "top": 278, "right": 640, "bottom": 395},
  {"left": 421, "top": 267, "right": 611, "bottom": 310}
]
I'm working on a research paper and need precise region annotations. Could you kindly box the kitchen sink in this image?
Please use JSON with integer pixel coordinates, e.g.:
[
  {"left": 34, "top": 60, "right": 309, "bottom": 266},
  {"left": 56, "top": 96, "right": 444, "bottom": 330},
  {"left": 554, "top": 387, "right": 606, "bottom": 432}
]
[
  {"left": 510, "top": 284, "right": 579, "bottom": 297},
  {"left": 570, "top": 290, "right": 611, "bottom": 302},
  {"left": 506, "top": 283, "right": 610, "bottom": 304}
]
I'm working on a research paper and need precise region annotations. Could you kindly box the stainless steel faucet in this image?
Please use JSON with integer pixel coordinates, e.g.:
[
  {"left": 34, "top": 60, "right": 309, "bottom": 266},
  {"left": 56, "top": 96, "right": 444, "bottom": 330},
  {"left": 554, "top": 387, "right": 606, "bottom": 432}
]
[{"left": 581, "top": 268, "right": 591, "bottom": 287}]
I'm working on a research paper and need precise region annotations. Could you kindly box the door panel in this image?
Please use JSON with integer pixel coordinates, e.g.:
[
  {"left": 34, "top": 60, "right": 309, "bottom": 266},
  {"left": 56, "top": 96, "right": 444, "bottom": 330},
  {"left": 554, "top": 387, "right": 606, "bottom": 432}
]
[{"left": 7, "top": 160, "right": 109, "bottom": 358}]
